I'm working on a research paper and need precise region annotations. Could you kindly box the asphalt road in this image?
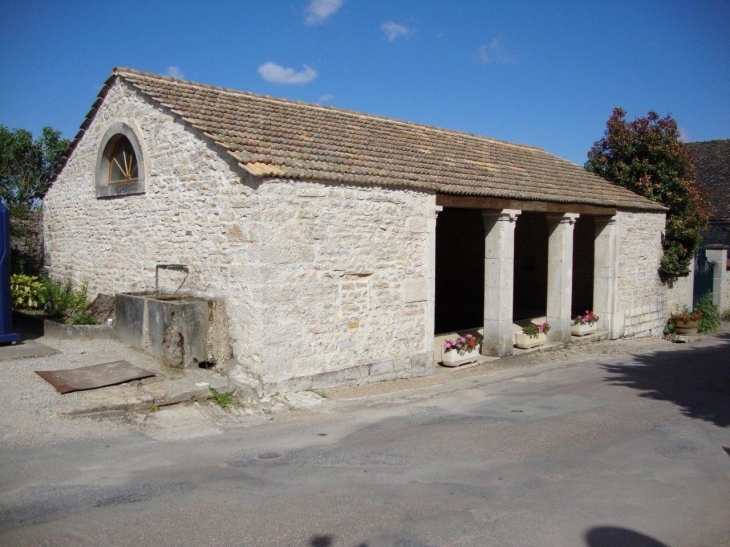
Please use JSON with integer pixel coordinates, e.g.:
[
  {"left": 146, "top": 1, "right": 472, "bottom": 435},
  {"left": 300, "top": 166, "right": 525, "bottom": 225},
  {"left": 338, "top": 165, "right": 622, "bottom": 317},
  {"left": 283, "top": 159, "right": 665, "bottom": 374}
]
[{"left": 1, "top": 332, "right": 729, "bottom": 547}]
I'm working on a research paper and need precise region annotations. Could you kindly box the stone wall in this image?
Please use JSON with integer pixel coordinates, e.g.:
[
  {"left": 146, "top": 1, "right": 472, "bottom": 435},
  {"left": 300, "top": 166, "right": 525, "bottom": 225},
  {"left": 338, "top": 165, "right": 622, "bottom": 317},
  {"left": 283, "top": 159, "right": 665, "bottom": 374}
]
[
  {"left": 44, "top": 78, "right": 435, "bottom": 392},
  {"left": 617, "top": 210, "right": 667, "bottom": 337},
  {"left": 10, "top": 211, "right": 43, "bottom": 274},
  {"left": 664, "top": 272, "right": 692, "bottom": 315}
]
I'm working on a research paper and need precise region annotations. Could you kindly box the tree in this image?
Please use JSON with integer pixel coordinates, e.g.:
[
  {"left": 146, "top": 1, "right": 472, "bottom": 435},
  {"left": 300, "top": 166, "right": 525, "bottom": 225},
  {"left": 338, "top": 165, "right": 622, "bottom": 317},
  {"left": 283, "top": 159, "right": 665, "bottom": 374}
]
[
  {"left": 0, "top": 125, "right": 69, "bottom": 214},
  {"left": 585, "top": 108, "right": 709, "bottom": 277}
]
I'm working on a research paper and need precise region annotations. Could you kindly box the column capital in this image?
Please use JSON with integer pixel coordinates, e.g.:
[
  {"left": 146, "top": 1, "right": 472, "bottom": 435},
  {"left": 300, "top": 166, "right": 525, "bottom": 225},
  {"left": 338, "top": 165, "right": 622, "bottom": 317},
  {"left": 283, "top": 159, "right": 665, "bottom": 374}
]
[
  {"left": 482, "top": 208, "right": 521, "bottom": 223},
  {"left": 432, "top": 205, "right": 444, "bottom": 219},
  {"left": 546, "top": 212, "right": 580, "bottom": 225},
  {"left": 594, "top": 214, "right": 618, "bottom": 226}
]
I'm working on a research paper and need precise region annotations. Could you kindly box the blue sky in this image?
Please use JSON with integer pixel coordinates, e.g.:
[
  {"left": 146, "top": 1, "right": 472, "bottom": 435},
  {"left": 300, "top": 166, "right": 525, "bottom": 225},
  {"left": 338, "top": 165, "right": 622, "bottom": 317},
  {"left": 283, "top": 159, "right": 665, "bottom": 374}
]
[{"left": 1, "top": 0, "right": 728, "bottom": 165}]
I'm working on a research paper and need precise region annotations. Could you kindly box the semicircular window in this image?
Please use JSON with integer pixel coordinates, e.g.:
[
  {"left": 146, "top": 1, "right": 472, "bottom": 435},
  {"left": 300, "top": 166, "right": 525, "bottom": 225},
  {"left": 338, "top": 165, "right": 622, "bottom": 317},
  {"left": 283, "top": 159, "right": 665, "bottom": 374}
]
[{"left": 109, "top": 137, "right": 139, "bottom": 184}]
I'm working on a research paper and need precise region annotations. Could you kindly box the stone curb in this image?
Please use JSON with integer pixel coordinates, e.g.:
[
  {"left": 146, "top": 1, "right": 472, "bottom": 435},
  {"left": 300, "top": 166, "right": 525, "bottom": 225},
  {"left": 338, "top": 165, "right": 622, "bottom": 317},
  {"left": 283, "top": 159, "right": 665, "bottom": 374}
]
[{"left": 66, "top": 375, "right": 233, "bottom": 416}]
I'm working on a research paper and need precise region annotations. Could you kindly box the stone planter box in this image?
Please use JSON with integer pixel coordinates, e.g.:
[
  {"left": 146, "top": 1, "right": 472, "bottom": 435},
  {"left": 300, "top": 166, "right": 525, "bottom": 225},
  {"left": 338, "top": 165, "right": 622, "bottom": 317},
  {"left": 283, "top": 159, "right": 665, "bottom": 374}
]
[
  {"left": 441, "top": 346, "right": 480, "bottom": 367},
  {"left": 571, "top": 323, "right": 598, "bottom": 337},
  {"left": 673, "top": 320, "right": 699, "bottom": 336},
  {"left": 44, "top": 319, "right": 117, "bottom": 340},
  {"left": 515, "top": 332, "right": 547, "bottom": 349}
]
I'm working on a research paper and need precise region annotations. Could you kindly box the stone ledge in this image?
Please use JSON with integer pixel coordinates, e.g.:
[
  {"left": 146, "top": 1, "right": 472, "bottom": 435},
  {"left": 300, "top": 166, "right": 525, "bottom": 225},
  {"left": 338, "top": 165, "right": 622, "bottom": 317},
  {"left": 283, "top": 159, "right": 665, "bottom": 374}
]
[
  {"left": 43, "top": 319, "right": 118, "bottom": 341},
  {"left": 265, "top": 352, "right": 434, "bottom": 394}
]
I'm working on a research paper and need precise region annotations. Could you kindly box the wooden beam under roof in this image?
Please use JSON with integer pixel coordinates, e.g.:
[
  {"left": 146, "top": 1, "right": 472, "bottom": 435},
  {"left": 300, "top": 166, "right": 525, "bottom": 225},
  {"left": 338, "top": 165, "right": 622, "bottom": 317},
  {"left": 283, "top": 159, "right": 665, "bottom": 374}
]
[{"left": 436, "top": 195, "right": 618, "bottom": 216}]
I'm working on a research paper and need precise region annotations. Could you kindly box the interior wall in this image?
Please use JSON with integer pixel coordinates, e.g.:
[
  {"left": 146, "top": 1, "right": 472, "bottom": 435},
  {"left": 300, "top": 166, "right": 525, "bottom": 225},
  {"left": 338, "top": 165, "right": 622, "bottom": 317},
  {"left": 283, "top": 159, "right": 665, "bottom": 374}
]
[
  {"left": 572, "top": 215, "right": 595, "bottom": 316},
  {"left": 513, "top": 212, "right": 548, "bottom": 319},
  {"left": 434, "top": 208, "right": 484, "bottom": 334}
]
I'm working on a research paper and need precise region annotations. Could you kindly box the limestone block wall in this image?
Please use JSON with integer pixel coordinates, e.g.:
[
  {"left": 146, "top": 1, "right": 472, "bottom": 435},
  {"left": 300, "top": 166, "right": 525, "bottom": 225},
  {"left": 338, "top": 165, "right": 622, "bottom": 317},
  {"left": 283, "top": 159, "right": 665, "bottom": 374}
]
[
  {"left": 44, "top": 79, "right": 260, "bottom": 378},
  {"left": 44, "top": 78, "right": 436, "bottom": 392},
  {"left": 664, "top": 272, "right": 692, "bottom": 315},
  {"left": 248, "top": 180, "right": 435, "bottom": 392},
  {"left": 617, "top": 210, "right": 666, "bottom": 336}
]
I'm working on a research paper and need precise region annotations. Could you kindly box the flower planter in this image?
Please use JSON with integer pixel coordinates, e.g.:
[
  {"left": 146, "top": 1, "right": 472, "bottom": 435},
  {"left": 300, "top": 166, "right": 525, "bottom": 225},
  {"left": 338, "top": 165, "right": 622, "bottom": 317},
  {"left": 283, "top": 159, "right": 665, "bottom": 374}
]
[
  {"left": 514, "top": 332, "right": 547, "bottom": 349},
  {"left": 441, "top": 346, "right": 480, "bottom": 367},
  {"left": 571, "top": 323, "right": 598, "bottom": 337},
  {"left": 673, "top": 320, "right": 699, "bottom": 335}
]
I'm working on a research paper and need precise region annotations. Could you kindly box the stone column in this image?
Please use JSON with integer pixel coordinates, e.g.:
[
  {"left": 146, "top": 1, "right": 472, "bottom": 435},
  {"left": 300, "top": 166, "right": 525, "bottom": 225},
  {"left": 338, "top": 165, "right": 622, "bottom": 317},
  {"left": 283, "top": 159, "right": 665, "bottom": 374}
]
[
  {"left": 546, "top": 213, "right": 579, "bottom": 345},
  {"left": 482, "top": 209, "right": 521, "bottom": 357},
  {"left": 593, "top": 215, "right": 622, "bottom": 339},
  {"left": 426, "top": 204, "right": 443, "bottom": 367},
  {"left": 706, "top": 245, "right": 728, "bottom": 312}
]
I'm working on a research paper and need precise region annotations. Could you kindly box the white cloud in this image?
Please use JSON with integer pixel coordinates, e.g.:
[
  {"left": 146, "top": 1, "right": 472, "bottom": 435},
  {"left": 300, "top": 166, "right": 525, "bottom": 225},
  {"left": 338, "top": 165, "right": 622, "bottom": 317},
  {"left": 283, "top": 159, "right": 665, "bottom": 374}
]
[
  {"left": 381, "top": 21, "right": 410, "bottom": 41},
  {"left": 319, "top": 94, "right": 335, "bottom": 103},
  {"left": 679, "top": 126, "right": 690, "bottom": 142},
  {"left": 476, "top": 38, "right": 516, "bottom": 65},
  {"left": 305, "top": 0, "right": 344, "bottom": 25},
  {"left": 258, "top": 62, "right": 317, "bottom": 85},
  {"left": 165, "top": 66, "right": 185, "bottom": 79}
]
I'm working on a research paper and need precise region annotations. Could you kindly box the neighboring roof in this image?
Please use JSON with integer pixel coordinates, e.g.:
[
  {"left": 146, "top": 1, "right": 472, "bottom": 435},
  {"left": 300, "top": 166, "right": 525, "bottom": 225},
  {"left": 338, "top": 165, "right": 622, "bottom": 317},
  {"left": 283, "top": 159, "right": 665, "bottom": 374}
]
[
  {"left": 55, "top": 68, "right": 665, "bottom": 212},
  {"left": 686, "top": 139, "right": 730, "bottom": 220}
]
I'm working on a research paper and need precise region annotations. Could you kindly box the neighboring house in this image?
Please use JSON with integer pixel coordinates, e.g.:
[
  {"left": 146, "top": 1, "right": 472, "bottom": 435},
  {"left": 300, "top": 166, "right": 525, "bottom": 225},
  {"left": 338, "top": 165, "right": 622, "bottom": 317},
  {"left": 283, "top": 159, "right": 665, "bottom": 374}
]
[
  {"left": 686, "top": 139, "right": 730, "bottom": 310},
  {"left": 45, "top": 68, "right": 670, "bottom": 393}
]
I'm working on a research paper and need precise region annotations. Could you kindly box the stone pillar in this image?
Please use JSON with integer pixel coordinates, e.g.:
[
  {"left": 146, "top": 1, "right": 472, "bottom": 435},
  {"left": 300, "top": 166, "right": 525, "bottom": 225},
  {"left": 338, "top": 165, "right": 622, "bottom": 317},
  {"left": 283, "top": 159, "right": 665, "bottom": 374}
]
[
  {"left": 706, "top": 245, "right": 728, "bottom": 312},
  {"left": 482, "top": 209, "right": 521, "bottom": 357},
  {"left": 546, "top": 213, "right": 579, "bottom": 345},
  {"left": 593, "top": 215, "right": 622, "bottom": 339},
  {"left": 426, "top": 204, "right": 443, "bottom": 365}
]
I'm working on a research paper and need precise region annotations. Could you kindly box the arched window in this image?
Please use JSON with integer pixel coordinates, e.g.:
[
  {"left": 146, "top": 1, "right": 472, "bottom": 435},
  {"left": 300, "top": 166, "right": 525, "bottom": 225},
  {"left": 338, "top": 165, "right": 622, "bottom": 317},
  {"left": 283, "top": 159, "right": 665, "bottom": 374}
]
[
  {"left": 96, "top": 122, "right": 146, "bottom": 198},
  {"left": 109, "top": 137, "right": 139, "bottom": 184}
]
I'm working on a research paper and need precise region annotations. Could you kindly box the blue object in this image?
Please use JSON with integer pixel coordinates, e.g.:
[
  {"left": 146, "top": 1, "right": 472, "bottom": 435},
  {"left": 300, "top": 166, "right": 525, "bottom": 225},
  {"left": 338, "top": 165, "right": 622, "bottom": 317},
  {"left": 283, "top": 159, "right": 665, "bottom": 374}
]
[{"left": 0, "top": 202, "right": 21, "bottom": 344}]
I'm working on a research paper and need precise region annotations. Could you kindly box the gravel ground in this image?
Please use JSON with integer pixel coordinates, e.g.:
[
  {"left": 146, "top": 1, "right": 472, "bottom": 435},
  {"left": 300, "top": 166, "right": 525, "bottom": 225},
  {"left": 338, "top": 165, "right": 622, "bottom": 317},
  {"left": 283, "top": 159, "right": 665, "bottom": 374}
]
[
  {"left": 1, "top": 324, "right": 727, "bottom": 448},
  {"left": 0, "top": 335, "right": 226, "bottom": 448}
]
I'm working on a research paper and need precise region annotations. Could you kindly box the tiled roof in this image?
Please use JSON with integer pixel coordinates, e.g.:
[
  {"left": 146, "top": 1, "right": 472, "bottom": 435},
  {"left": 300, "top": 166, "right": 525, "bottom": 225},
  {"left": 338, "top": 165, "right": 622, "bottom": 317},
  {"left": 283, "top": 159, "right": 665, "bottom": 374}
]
[
  {"left": 56, "top": 68, "right": 665, "bottom": 211},
  {"left": 686, "top": 139, "right": 730, "bottom": 220}
]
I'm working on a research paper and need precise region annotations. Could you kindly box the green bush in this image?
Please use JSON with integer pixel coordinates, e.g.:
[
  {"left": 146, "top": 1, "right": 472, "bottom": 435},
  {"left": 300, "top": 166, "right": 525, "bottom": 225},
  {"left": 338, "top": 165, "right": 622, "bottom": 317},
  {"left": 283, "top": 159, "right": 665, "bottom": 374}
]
[
  {"left": 68, "top": 312, "right": 98, "bottom": 325},
  {"left": 41, "top": 277, "right": 89, "bottom": 319},
  {"left": 10, "top": 274, "right": 45, "bottom": 310},
  {"left": 694, "top": 293, "right": 720, "bottom": 333}
]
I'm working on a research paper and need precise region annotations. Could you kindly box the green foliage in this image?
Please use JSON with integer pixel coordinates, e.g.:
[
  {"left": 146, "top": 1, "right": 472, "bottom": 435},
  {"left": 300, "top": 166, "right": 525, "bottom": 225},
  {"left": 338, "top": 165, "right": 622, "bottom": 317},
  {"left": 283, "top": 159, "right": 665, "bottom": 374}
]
[
  {"left": 694, "top": 293, "right": 720, "bottom": 333},
  {"left": 10, "top": 274, "right": 45, "bottom": 310},
  {"left": 209, "top": 387, "right": 233, "bottom": 407},
  {"left": 67, "top": 312, "right": 98, "bottom": 325},
  {"left": 40, "top": 277, "right": 89, "bottom": 319},
  {"left": 11, "top": 273, "right": 96, "bottom": 322},
  {"left": 585, "top": 108, "right": 709, "bottom": 276},
  {"left": 0, "top": 125, "right": 69, "bottom": 211}
]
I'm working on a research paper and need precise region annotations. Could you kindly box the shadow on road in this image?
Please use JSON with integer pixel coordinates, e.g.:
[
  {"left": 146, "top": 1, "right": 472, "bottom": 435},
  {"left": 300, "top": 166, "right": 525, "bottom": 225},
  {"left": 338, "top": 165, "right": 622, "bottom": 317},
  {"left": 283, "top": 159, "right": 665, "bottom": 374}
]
[
  {"left": 585, "top": 526, "right": 669, "bottom": 546},
  {"left": 310, "top": 535, "right": 368, "bottom": 547},
  {"left": 602, "top": 332, "right": 730, "bottom": 427}
]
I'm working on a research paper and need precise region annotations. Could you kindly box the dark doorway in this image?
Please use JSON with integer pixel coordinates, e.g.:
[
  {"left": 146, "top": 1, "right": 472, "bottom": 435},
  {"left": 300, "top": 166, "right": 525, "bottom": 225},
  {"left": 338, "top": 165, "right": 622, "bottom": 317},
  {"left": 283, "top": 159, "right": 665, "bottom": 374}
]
[
  {"left": 693, "top": 246, "right": 714, "bottom": 307},
  {"left": 572, "top": 216, "right": 595, "bottom": 316},
  {"left": 435, "top": 208, "right": 484, "bottom": 334},
  {"left": 513, "top": 212, "right": 548, "bottom": 320}
]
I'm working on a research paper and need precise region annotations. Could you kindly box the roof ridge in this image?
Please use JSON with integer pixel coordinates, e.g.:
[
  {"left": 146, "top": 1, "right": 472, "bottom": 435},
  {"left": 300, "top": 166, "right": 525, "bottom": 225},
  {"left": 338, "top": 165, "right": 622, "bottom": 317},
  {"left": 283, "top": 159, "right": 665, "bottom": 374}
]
[
  {"left": 686, "top": 139, "right": 730, "bottom": 145},
  {"left": 112, "top": 67, "right": 543, "bottom": 153}
]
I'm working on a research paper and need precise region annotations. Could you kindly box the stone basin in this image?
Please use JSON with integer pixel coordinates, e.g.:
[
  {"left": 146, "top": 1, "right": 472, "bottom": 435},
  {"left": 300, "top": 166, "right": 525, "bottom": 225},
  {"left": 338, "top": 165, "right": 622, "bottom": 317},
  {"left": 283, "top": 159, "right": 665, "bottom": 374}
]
[{"left": 116, "top": 292, "right": 226, "bottom": 369}]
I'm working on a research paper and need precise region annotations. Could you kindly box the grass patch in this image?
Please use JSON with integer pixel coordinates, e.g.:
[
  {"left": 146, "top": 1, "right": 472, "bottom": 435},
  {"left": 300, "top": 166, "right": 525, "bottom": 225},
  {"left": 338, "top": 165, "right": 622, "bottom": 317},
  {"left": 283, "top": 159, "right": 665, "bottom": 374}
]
[{"left": 209, "top": 387, "right": 234, "bottom": 408}]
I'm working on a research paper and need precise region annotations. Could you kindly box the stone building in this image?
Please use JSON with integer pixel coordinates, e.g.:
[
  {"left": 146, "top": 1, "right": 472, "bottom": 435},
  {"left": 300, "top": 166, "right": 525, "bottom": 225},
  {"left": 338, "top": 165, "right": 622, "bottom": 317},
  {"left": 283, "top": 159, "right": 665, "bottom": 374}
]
[{"left": 45, "top": 68, "right": 670, "bottom": 393}]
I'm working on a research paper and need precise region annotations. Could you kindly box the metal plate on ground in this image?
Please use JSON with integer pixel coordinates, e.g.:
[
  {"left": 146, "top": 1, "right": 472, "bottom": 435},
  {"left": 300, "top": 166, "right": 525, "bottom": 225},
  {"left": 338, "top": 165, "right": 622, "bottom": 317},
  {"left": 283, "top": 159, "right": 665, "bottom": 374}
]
[{"left": 35, "top": 360, "right": 155, "bottom": 394}]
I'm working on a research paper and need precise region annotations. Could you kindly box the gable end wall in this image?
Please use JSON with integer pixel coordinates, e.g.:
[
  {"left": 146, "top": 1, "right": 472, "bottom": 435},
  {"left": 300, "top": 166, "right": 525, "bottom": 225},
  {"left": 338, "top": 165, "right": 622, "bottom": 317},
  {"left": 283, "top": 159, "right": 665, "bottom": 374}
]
[{"left": 43, "top": 79, "right": 437, "bottom": 390}]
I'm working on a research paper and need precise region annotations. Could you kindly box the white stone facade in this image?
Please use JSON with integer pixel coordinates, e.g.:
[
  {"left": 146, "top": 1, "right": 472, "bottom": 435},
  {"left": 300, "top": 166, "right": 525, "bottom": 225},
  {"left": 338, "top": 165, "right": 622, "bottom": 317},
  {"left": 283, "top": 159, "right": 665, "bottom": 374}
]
[
  {"left": 616, "top": 211, "right": 669, "bottom": 336},
  {"left": 44, "top": 80, "right": 436, "bottom": 392},
  {"left": 45, "top": 77, "right": 673, "bottom": 392}
]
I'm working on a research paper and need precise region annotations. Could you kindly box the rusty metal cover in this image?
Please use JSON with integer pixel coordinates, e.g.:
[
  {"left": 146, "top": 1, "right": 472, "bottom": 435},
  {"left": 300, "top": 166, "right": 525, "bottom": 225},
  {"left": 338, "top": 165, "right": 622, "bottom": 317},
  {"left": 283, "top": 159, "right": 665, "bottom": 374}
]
[{"left": 35, "top": 360, "right": 155, "bottom": 394}]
